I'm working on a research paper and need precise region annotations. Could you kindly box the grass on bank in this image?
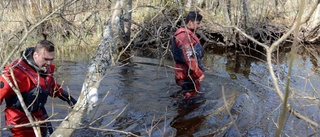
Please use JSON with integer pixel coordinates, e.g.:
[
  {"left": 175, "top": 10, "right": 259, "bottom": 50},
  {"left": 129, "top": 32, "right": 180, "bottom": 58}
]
[{"left": 0, "top": 1, "right": 108, "bottom": 63}]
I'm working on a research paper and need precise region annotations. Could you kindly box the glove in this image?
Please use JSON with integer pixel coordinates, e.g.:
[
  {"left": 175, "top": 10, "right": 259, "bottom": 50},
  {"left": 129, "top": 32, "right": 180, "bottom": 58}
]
[{"left": 59, "top": 91, "right": 77, "bottom": 107}]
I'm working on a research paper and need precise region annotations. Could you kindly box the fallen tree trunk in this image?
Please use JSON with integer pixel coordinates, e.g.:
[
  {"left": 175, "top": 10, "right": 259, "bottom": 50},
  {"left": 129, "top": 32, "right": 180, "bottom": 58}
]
[
  {"left": 51, "top": 19, "right": 116, "bottom": 136},
  {"left": 52, "top": 0, "right": 130, "bottom": 136}
]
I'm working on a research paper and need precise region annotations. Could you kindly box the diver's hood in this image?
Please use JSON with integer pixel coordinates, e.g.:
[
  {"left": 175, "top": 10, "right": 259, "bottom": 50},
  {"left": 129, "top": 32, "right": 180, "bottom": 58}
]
[{"left": 21, "top": 47, "right": 46, "bottom": 75}]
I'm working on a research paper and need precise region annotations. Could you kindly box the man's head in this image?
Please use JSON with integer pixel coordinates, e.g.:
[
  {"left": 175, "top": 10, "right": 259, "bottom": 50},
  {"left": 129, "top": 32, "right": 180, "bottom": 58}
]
[
  {"left": 33, "top": 40, "right": 55, "bottom": 71},
  {"left": 185, "top": 11, "right": 203, "bottom": 31}
]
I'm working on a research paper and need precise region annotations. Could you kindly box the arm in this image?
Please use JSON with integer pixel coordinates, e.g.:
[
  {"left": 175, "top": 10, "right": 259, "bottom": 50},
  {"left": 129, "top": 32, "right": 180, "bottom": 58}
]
[
  {"left": 49, "top": 64, "right": 77, "bottom": 107},
  {"left": 51, "top": 82, "right": 77, "bottom": 107},
  {"left": 0, "top": 67, "right": 31, "bottom": 104},
  {"left": 0, "top": 76, "right": 13, "bottom": 104}
]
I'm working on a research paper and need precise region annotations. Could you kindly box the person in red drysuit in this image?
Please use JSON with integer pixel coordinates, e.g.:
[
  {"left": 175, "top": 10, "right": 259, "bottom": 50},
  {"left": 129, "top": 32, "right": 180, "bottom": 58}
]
[
  {"left": 0, "top": 39, "right": 77, "bottom": 137},
  {"left": 172, "top": 11, "right": 205, "bottom": 99}
]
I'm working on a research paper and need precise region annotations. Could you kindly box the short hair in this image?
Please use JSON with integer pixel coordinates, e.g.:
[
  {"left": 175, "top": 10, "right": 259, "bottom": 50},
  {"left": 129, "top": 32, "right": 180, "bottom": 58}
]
[
  {"left": 185, "top": 11, "right": 203, "bottom": 24},
  {"left": 35, "top": 40, "right": 55, "bottom": 53}
]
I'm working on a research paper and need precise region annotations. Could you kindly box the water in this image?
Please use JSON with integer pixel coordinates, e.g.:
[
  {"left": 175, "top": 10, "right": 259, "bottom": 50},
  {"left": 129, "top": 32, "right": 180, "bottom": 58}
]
[{"left": 1, "top": 48, "right": 320, "bottom": 136}]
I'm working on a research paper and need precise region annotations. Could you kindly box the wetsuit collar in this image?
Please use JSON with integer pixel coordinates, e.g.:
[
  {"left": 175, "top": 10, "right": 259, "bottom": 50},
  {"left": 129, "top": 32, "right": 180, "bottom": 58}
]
[
  {"left": 187, "top": 27, "right": 195, "bottom": 32},
  {"left": 21, "top": 47, "right": 46, "bottom": 75}
]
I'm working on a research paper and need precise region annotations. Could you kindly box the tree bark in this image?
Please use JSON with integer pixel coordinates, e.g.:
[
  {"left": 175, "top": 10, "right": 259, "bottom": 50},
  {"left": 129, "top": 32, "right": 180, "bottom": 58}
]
[
  {"left": 111, "top": 0, "right": 125, "bottom": 50},
  {"left": 223, "top": 0, "right": 232, "bottom": 25},
  {"left": 124, "top": 0, "right": 132, "bottom": 42},
  {"left": 300, "top": 0, "right": 320, "bottom": 43},
  {"left": 51, "top": 19, "right": 116, "bottom": 137},
  {"left": 51, "top": 1, "right": 125, "bottom": 136},
  {"left": 185, "top": 0, "right": 192, "bottom": 11},
  {"left": 241, "top": 0, "right": 248, "bottom": 30}
]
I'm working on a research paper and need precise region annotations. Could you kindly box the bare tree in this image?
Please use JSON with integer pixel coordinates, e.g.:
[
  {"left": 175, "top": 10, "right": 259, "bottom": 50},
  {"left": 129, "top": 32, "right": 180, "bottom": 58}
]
[
  {"left": 241, "top": 0, "right": 248, "bottom": 30},
  {"left": 124, "top": 0, "right": 132, "bottom": 43},
  {"left": 223, "top": 0, "right": 232, "bottom": 25},
  {"left": 51, "top": 20, "right": 116, "bottom": 136},
  {"left": 111, "top": 0, "right": 124, "bottom": 49},
  {"left": 51, "top": 0, "right": 131, "bottom": 136}
]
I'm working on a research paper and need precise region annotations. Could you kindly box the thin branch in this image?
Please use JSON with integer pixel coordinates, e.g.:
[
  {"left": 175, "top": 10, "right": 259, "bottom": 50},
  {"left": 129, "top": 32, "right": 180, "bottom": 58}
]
[
  {"left": 266, "top": 0, "right": 320, "bottom": 130},
  {"left": 276, "top": 0, "right": 304, "bottom": 135},
  {"left": 222, "top": 86, "right": 240, "bottom": 136},
  {"left": 103, "top": 104, "right": 128, "bottom": 128},
  {"left": 232, "top": 26, "right": 269, "bottom": 50},
  {"left": 1, "top": 119, "right": 64, "bottom": 130},
  {"left": 2, "top": 67, "right": 41, "bottom": 137},
  {"left": 88, "top": 126, "right": 139, "bottom": 137}
]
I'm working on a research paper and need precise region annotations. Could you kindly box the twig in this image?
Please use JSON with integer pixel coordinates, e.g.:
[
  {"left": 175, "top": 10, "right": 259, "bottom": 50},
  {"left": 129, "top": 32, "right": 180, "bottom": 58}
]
[
  {"left": 276, "top": 0, "right": 305, "bottom": 134},
  {"left": 103, "top": 104, "right": 128, "bottom": 128},
  {"left": 221, "top": 86, "right": 241, "bottom": 136},
  {"left": 1, "top": 119, "right": 65, "bottom": 130},
  {"left": 88, "top": 126, "right": 139, "bottom": 137},
  {"left": 232, "top": 27, "right": 269, "bottom": 50}
]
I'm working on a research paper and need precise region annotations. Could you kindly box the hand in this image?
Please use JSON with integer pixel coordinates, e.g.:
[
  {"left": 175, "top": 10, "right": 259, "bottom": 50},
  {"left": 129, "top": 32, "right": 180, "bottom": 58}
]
[
  {"left": 59, "top": 91, "right": 77, "bottom": 108},
  {"left": 199, "top": 74, "right": 205, "bottom": 82},
  {"left": 68, "top": 97, "right": 77, "bottom": 108}
]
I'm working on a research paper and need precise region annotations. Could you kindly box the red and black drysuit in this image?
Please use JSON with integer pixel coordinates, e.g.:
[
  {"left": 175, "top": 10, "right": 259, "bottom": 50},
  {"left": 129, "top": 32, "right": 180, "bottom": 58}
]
[
  {"left": 172, "top": 27, "right": 205, "bottom": 96},
  {"left": 0, "top": 47, "right": 77, "bottom": 137}
]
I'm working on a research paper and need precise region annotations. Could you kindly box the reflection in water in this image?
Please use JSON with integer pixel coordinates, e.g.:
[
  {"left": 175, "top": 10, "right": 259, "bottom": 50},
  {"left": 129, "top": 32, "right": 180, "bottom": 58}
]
[
  {"left": 119, "top": 64, "right": 138, "bottom": 91},
  {"left": 225, "top": 52, "right": 253, "bottom": 79},
  {"left": 170, "top": 95, "right": 206, "bottom": 136}
]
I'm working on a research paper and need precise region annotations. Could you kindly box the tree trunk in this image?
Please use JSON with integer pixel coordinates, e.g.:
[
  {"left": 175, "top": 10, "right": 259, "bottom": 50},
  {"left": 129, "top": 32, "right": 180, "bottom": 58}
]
[
  {"left": 309, "top": 3, "right": 320, "bottom": 30},
  {"left": 112, "top": 0, "right": 125, "bottom": 50},
  {"left": 51, "top": 19, "right": 116, "bottom": 137},
  {"left": 124, "top": 0, "right": 132, "bottom": 42},
  {"left": 241, "top": 0, "right": 248, "bottom": 30},
  {"left": 45, "top": 0, "right": 53, "bottom": 13},
  {"left": 301, "top": 1, "right": 320, "bottom": 43},
  {"left": 51, "top": 1, "right": 125, "bottom": 136},
  {"left": 185, "top": 0, "right": 192, "bottom": 11},
  {"left": 223, "top": 0, "right": 232, "bottom": 25}
]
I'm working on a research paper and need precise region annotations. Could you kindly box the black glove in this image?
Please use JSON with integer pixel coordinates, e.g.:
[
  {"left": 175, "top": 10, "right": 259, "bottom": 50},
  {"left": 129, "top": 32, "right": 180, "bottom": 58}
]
[{"left": 59, "top": 91, "right": 77, "bottom": 107}]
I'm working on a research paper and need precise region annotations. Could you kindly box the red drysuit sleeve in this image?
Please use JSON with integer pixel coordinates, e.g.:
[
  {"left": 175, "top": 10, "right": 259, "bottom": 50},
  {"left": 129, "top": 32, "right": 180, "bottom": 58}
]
[{"left": 0, "top": 66, "right": 33, "bottom": 104}]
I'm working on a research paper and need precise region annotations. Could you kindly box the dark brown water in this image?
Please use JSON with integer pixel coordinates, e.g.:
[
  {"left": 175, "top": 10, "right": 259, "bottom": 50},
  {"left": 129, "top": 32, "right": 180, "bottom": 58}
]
[{"left": 1, "top": 48, "right": 320, "bottom": 137}]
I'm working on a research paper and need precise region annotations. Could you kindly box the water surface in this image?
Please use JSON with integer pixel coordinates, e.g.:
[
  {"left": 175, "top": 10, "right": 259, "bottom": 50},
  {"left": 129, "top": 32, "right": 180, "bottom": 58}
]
[{"left": 1, "top": 48, "right": 320, "bottom": 137}]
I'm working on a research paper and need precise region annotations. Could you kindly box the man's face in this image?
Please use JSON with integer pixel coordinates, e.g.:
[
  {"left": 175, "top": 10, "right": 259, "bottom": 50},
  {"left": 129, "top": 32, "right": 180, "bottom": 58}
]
[
  {"left": 33, "top": 48, "right": 55, "bottom": 71},
  {"left": 188, "top": 20, "right": 201, "bottom": 31}
]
